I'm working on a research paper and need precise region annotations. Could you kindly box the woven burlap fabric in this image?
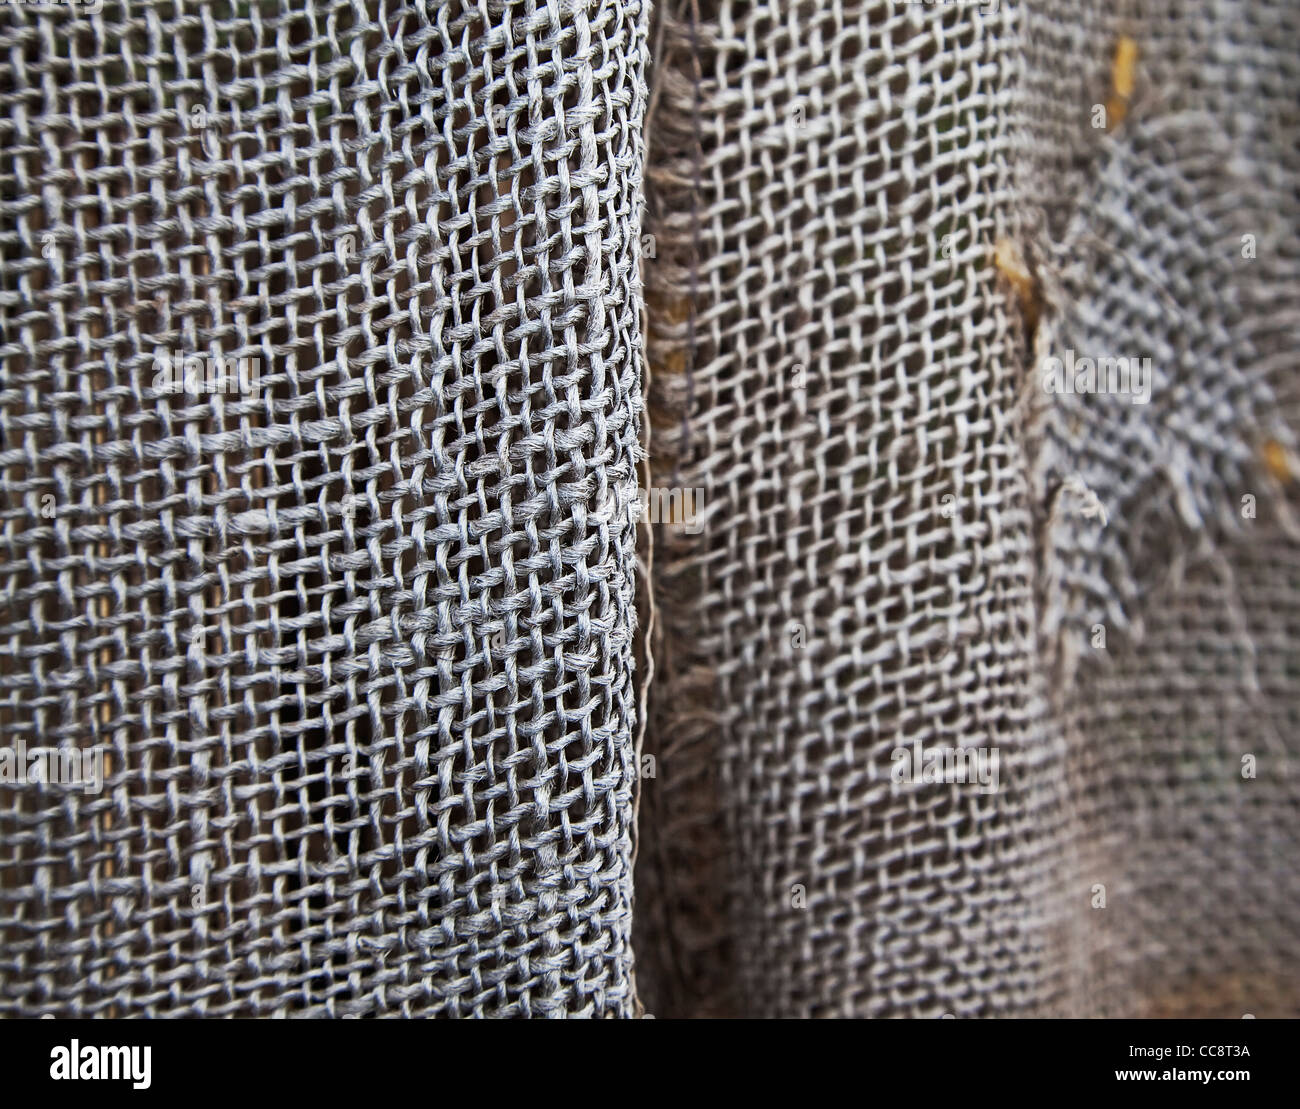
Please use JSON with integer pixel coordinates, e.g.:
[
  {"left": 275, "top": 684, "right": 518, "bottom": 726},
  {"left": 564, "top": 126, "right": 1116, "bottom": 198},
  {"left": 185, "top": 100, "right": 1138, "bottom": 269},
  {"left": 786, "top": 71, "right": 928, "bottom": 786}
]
[
  {"left": 0, "top": 0, "right": 649, "bottom": 1017},
  {"left": 1023, "top": 0, "right": 1300, "bottom": 1017},
  {"left": 633, "top": 0, "right": 1300, "bottom": 1018},
  {"left": 635, "top": 0, "right": 1066, "bottom": 1019},
  {"left": 2, "top": 0, "right": 1298, "bottom": 1020}
]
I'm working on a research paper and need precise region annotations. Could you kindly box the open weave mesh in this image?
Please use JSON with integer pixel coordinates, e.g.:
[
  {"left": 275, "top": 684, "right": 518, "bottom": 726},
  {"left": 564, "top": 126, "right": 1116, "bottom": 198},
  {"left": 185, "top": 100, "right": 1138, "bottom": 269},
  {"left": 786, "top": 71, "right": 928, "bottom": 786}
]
[
  {"left": 2, "top": 0, "right": 1298, "bottom": 1019},
  {"left": 0, "top": 0, "right": 648, "bottom": 1017},
  {"left": 632, "top": 0, "right": 1300, "bottom": 1019},
  {"left": 635, "top": 0, "right": 1063, "bottom": 1019}
]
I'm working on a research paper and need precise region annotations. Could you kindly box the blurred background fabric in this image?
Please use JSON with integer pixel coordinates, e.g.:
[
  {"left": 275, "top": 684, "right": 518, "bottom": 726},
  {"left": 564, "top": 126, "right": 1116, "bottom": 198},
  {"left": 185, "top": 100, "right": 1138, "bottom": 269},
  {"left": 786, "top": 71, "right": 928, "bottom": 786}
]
[{"left": 1, "top": 0, "right": 1297, "bottom": 1018}]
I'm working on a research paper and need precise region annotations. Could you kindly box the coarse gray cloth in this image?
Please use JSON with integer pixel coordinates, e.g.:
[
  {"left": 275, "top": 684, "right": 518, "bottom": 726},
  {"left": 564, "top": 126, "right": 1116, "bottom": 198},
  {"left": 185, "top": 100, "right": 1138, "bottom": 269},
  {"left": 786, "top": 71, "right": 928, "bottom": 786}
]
[{"left": 2, "top": 0, "right": 1298, "bottom": 1018}]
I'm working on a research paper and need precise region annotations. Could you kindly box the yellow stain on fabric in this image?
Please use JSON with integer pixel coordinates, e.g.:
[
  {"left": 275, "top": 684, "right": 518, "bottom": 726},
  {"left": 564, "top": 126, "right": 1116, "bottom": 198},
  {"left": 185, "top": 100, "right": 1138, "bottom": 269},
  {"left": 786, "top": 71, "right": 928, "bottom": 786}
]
[
  {"left": 1106, "top": 36, "right": 1139, "bottom": 131},
  {"left": 1113, "top": 36, "right": 1139, "bottom": 98},
  {"left": 1262, "top": 439, "right": 1294, "bottom": 485},
  {"left": 993, "top": 237, "right": 1041, "bottom": 337}
]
